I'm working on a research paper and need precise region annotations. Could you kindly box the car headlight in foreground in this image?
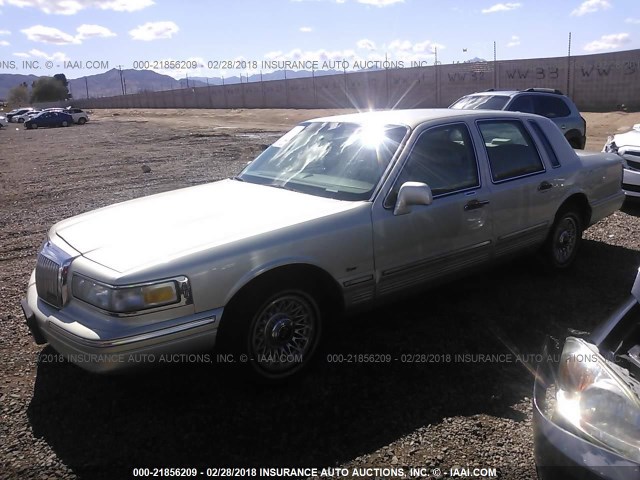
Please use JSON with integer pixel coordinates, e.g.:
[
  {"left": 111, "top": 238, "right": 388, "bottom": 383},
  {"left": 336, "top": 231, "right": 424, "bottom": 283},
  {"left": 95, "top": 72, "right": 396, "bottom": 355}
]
[
  {"left": 72, "top": 274, "right": 190, "bottom": 314},
  {"left": 533, "top": 268, "right": 640, "bottom": 479},
  {"left": 556, "top": 337, "right": 640, "bottom": 463}
]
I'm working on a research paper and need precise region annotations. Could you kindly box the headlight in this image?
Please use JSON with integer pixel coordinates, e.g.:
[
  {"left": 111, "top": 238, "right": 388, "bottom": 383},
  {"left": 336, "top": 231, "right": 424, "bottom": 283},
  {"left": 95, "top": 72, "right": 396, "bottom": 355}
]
[
  {"left": 603, "top": 136, "right": 619, "bottom": 154},
  {"left": 72, "top": 274, "right": 188, "bottom": 314},
  {"left": 556, "top": 337, "right": 640, "bottom": 462}
]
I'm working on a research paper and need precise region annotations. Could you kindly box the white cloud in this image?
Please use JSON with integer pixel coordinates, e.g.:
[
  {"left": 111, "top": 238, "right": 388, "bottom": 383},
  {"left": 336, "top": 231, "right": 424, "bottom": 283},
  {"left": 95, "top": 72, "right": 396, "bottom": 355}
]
[
  {"left": 97, "top": 0, "right": 154, "bottom": 11},
  {"left": 18, "top": 48, "right": 70, "bottom": 61},
  {"left": 0, "top": 40, "right": 9, "bottom": 46},
  {"left": 357, "top": 38, "right": 376, "bottom": 50},
  {"left": 21, "top": 24, "right": 115, "bottom": 44},
  {"left": 0, "top": 29, "right": 10, "bottom": 35},
  {"left": 299, "top": 26, "right": 313, "bottom": 32},
  {"left": 4, "top": 0, "right": 153, "bottom": 15},
  {"left": 625, "top": 17, "right": 640, "bottom": 24},
  {"left": 571, "top": 0, "right": 610, "bottom": 16},
  {"left": 357, "top": 0, "right": 404, "bottom": 6},
  {"left": 76, "top": 24, "right": 116, "bottom": 39},
  {"left": 507, "top": 35, "right": 520, "bottom": 47},
  {"left": 129, "top": 21, "right": 179, "bottom": 41},
  {"left": 481, "top": 2, "right": 522, "bottom": 14},
  {"left": 584, "top": 33, "right": 630, "bottom": 52},
  {"left": 21, "top": 25, "right": 80, "bottom": 44}
]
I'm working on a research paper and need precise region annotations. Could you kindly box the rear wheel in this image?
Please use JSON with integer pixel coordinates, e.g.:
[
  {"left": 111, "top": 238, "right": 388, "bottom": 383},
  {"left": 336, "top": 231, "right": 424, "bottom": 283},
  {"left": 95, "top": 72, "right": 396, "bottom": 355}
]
[
  {"left": 543, "top": 208, "right": 582, "bottom": 269},
  {"left": 62, "top": 121, "right": 69, "bottom": 127},
  {"left": 77, "top": 117, "right": 87, "bottom": 125},
  {"left": 31, "top": 123, "right": 38, "bottom": 129},
  {"left": 17, "top": 118, "right": 24, "bottom": 123}
]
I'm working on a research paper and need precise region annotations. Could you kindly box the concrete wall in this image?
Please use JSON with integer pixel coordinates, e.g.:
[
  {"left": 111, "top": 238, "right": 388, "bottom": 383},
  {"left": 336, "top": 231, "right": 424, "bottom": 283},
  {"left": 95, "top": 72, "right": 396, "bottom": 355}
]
[{"left": 37, "top": 48, "right": 640, "bottom": 112}]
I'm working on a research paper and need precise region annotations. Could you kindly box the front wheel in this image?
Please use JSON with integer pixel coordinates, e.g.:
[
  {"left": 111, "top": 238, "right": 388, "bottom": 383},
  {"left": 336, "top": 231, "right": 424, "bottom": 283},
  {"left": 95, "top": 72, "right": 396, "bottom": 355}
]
[
  {"left": 543, "top": 208, "right": 582, "bottom": 269},
  {"left": 77, "top": 117, "right": 87, "bottom": 125},
  {"left": 31, "top": 123, "right": 38, "bottom": 129},
  {"left": 218, "top": 280, "right": 323, "bottom": 382},
  {"left": 17, "top": 118, "right": 24, "bottom": 123},
  {"left": 62, "top": 121, "right": 68, "bottom": 127}
]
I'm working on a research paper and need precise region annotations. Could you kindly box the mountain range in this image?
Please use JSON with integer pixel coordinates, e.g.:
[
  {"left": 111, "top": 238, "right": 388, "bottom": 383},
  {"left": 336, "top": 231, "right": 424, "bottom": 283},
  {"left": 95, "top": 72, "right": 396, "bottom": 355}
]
[{"left": 0, "top": 68, "right": 345, "bottom": 101}]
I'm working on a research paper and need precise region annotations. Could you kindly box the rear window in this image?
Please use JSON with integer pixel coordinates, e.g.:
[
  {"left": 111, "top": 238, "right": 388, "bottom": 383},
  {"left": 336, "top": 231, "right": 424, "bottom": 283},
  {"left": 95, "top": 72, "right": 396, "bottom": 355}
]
[
  {"left": 528, "top": 120, "right": 561, "bottom": 167},
  {"left": 534, "top": 96, "right": 571, "bottom": 118},
  {"left": 450, "top": 95, "right": 510, "bottom": 110}
]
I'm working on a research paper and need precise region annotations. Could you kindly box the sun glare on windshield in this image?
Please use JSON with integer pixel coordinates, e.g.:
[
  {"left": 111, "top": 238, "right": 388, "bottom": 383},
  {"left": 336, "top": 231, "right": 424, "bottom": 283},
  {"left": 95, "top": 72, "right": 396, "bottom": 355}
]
[{"left": 356, "top": 122, "right": 388, "bottom": 149}]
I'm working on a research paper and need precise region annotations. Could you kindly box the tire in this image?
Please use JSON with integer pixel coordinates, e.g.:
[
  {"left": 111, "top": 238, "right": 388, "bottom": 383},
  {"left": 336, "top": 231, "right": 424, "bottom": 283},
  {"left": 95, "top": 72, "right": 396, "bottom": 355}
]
[
  {"left": 17, "top": 118, "right": 24, "bottom": 123},
  {"left": 77, "top": 117, "right": 87, "bottom": 125},
  {"left": 218, "top": 278, "right": 323, "bottom": 382},
  {"left": 62, "top": 121, "right": 68, "bottom": 127},
  {"left": 31, "top": 123, "right": 38, "bottom": 129},
  {"left": 543, "top": 208, "right": 582, "bottom": 269}
]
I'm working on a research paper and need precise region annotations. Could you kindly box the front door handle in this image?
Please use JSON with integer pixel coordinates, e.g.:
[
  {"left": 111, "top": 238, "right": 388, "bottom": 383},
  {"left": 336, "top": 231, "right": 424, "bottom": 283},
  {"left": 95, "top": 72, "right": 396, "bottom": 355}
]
[
  {"left": 538, "top": 181, "right": 553, "bottom": 191},
  {"left": 464, "top": 199, "right": 490, "bottom": 211}
]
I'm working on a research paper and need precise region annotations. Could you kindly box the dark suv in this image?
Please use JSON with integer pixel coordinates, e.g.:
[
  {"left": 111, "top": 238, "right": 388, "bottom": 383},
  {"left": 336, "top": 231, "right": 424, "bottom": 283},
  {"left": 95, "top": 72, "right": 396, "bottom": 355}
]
[{"left": 450, "top": 88, "right": 587, "bottom": 149}]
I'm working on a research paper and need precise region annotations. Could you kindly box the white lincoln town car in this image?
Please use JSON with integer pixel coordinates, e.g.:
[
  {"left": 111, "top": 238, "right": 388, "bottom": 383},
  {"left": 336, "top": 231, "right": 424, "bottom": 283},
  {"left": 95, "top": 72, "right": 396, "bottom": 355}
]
[{"left": 22, "top": 109, "right": 624, "bottom": 381}]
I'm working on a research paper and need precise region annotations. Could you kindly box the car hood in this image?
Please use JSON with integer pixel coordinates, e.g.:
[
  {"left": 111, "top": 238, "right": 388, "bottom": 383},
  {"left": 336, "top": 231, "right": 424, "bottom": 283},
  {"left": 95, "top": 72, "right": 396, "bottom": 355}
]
[
  {"left": 613, "top": 125, "right": 640, "bottom": 148},
  {"left": 54, "top": 179, "right": 364, "bottom": 273}
]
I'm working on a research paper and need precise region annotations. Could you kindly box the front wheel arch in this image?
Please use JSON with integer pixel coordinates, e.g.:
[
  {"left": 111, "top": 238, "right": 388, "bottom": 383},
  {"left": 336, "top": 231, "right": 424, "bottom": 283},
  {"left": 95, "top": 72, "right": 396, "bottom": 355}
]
[{"left": 216, "top": 264, "right": 343, "bottom": 382}]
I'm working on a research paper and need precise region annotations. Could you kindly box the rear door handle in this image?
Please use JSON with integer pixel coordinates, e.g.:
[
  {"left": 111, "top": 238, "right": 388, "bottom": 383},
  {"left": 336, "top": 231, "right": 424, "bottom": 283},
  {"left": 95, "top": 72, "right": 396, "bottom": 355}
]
[
  {"left": 464, "top": 199, "right": 490, "bottom": 211},
  {"left": 538, "top": 181, "right": 553, "bottom": 191}
]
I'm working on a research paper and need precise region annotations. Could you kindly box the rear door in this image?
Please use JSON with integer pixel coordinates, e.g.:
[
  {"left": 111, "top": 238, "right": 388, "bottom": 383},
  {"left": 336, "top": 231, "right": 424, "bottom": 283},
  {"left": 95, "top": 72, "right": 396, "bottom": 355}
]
[{"left": 475, "top": 119, "right": 557, "bottom": 258}]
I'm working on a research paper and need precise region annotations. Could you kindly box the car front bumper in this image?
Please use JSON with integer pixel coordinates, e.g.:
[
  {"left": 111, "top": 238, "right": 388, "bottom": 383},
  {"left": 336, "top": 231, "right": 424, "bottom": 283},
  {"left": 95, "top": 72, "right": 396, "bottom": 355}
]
[
  {"left": 623, "top": 167, "right": 640, "bottom": 197},
  {"left": 533, "top": 340, "right": 640, "bottom": 480},
  {"left": 22, "top": 273, "right": 221, "bottom": 373}
]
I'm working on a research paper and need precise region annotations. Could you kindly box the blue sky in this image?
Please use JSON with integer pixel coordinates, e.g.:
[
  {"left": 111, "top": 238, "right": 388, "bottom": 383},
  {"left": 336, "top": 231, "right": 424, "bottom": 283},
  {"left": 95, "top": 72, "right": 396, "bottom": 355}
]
[{"left": 0, "top": 0, "right": 638, "bottom": 79}]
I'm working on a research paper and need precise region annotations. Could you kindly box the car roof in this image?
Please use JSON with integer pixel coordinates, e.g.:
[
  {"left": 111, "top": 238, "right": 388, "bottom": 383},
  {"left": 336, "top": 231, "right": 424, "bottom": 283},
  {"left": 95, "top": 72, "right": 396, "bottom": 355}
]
[
  {"left": 306, "top": 108, "right": 541, "bottom": 129},
  {"left": 461, "top": 89, "right": 566, "bottom": 97}
]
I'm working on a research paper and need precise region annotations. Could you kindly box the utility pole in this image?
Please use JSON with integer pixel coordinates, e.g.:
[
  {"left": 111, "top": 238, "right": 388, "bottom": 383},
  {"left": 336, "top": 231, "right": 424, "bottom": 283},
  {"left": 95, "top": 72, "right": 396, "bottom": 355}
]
[
  {"left": 85, "top": 76, "right": 89, "bottom": 99},
  {"left": 493, "top": 41, "right": 497, "bottom": 89},
  {"left": 567, "top": 32, "right": 572, "bottom": 94},
  {"left": 116, "top": 65, "right": 126, "bottom": 95}
]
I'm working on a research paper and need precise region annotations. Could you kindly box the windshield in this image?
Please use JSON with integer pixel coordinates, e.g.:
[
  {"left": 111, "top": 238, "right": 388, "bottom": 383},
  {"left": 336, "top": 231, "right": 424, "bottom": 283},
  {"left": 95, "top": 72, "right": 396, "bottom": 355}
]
[
  {"left": 238, "top": 121, "right": 408, "bottom": 201},
  {"left": 450, "top": 95, "right": 510, "bottom": 110}
]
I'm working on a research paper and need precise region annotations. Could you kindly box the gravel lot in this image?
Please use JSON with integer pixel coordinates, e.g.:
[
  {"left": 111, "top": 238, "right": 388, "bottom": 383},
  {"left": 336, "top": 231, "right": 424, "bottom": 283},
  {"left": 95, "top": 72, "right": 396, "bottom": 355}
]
[{"left": 1, "top": 109, "right": 640, "bottom": 480}]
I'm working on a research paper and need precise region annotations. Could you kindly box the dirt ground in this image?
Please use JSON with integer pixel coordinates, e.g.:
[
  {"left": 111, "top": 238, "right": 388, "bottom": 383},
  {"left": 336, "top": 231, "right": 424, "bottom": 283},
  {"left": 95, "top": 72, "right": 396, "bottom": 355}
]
[{"left": 1, "top": 109, "right": 640, "bottom": 480}]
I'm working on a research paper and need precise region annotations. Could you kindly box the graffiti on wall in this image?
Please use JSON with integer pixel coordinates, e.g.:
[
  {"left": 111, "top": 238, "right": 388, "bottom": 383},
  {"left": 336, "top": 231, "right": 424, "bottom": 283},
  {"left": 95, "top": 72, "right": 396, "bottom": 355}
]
[{"left": 579, "top": 61, "right": 639, "bottom": 77}]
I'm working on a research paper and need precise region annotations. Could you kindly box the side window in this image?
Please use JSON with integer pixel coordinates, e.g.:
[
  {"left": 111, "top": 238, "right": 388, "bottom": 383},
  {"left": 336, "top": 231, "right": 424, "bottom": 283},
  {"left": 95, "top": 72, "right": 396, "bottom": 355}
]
[
  {"left": 528, "top": 120, "right": 560, "bottom": 168},
  {"left": 394, "top": 123, "right": 479, "bottom": 198},
  {"left": 509, "top": 95, "right": 535, "bottom": 113},
  {"left": 534, "top": 96, "right": 571, "bottom": 118},
  {"left": 478, "top": 120, "right": 545, "bottom": 182}
]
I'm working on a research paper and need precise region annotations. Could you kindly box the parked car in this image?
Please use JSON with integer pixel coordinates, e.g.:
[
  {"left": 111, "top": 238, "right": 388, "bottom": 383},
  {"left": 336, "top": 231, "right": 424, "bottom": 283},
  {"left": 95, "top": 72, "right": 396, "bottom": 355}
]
[
  {"left": 7, "top": 107, "right": 34, "bottom": 122},
  {"left": 533, "top": 268, "right": 640, "bottom": 479},
  {"left": 21, "top": 109, "right": 624, "bottom": 381},
  {"left": 450, "top": 88, "right": 587, "bottom": 149},
  {"left": 65, "top": 107, "right": 89, "bottom": 125},
  {"left": 13, "top": 110, "right": 41, "bottom": 123},
  {"left": 603, "top": 124, "right": 640, "bottom": 198},
  {"left": 24, "top": 111, "right": 73, "bottom": 129}
]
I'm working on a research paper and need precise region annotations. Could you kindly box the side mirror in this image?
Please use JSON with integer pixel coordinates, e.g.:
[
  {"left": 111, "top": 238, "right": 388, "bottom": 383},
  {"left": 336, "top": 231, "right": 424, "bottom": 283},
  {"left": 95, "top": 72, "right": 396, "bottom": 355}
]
[{"left": 393, "top": 182, "right": 433, "bottom": 216}]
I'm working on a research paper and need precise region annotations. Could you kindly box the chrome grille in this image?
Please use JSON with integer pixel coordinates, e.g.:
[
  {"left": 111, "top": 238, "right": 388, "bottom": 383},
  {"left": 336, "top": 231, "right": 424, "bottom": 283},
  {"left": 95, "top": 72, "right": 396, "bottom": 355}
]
[
  {"left": 36, "top": 254, "right": 62, "bottom": 308},
  {"left": 35, "top": 240, "right": 73, "bottom": 309}
]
